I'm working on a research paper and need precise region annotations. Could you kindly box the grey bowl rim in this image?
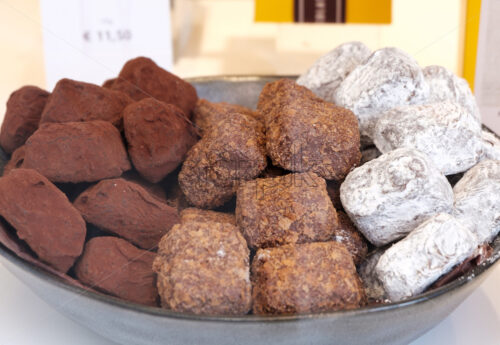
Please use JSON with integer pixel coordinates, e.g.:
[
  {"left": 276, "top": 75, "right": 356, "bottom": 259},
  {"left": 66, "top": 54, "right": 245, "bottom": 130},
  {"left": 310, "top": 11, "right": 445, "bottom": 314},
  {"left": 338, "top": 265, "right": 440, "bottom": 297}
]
[{"left": 0, "top": 74, "right": 499, "bottom": 324}]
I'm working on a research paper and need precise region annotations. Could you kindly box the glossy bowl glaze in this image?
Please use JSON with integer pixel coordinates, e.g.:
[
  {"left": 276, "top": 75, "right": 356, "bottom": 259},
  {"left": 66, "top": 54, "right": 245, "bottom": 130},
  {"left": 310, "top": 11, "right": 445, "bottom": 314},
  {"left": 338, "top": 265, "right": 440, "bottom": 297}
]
[{"left": 0, "top": 76, "right": 499, "bottom": 345}]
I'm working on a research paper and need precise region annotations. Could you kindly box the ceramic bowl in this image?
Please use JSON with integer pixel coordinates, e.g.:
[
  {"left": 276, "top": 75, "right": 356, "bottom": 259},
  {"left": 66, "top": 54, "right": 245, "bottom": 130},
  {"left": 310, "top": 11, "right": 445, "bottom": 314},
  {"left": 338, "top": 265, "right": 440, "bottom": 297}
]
[{"left": 0, "top": 76, "right": 499, "bottom": 345}]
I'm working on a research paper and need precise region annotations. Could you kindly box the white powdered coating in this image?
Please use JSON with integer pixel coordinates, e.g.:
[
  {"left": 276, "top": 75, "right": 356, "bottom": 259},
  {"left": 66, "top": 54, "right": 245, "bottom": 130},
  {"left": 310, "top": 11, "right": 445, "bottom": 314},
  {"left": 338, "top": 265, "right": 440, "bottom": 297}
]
[
  {"left": 373, "top": 101, "right": 484, "bottom": 175},
  {"left": 296, "top": 41, "right": 371, "bottom": 102},
  {"left": 453, "top": 159, "right": 500, "bottom": 244},
  {"left": 423, "top": 65, "right": 480, "bottom": 122},
  {"left": 358, "top": 250, "right": 388, "bottom": 302},
  {"left": 375, "top": 213, "right": 478, "bottom": 302},
  {"left": 334, "top": 47, "right": 429, "bottom": 139},
  {"left": 481, "top": 129, "right": 500, "bottom": 161},
  {"left": 340, "top": 148, "right": 453, "bottom": 246}
]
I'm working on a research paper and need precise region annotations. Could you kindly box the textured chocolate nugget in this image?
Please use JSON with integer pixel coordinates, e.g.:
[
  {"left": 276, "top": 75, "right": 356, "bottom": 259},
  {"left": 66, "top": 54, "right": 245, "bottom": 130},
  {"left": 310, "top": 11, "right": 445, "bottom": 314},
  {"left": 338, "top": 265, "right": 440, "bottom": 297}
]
[
  {"left": 252, "top": 241, "right": 365, "bottom": 315},
  {"left": 179, "top": 114, "right": 267, "bottom": 208},
  {"left": 0, "top": 86, "right": 49, "bottom": 154},
  {"left": 236, "top": 172, "right": 338, "bottom": 249},
  {"left": 333, "top": 211, "right": 368, "bottom": 266},
  {"left": 75, "top": 236, "right": 158, "bottom": 306},
  {"left": 22, "top": 121, "right": 130, "bottom": 183},
  {"left": 111, "top": 57, "right": 198, "bottom": 117},
  {"left": 193, "top": 99, "right": 262, "bottom": 135},
  {"left": 258, "top": 78, "right": 361, "bottom": 180},
  {"left": 153, "top": 221, "right": 251, "bottom": 315},
  {"left": 0, "top": 169, "right": 86, "bottom": 272},
  {"left": 180, "top": 207, "right": 236, "bottom": 226},
  {"left": 74, "top": 178, "right": 179, "bottom": 249},
  {"left": 123, "top": 98, "right": 197, "bottom": 183},
  {"left": 40, "top": 78, "right": 133, "bottom": 129}
]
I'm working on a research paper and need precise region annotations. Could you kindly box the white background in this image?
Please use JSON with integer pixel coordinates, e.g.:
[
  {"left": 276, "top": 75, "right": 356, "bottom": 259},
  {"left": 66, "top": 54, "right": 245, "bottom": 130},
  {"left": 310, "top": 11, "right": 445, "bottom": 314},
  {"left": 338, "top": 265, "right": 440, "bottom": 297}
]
[{"left": 0, "top": 262, "right": 499, "bottom": 345}]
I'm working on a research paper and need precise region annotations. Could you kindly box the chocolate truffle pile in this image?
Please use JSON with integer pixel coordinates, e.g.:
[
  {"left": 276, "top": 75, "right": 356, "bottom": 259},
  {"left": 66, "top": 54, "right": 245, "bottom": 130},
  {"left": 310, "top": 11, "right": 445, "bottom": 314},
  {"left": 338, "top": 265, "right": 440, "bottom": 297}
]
[{"left": 0, "top": 44, "right": 499, "bottom": 316}]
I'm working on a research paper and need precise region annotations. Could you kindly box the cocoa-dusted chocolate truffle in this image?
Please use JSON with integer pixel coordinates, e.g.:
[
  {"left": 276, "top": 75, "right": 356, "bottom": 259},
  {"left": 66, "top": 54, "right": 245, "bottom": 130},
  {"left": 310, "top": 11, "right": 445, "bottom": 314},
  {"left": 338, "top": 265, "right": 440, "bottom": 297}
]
[
  {"left": 258, "top": 78, "right": 361, "bottom": 180},
  {"left": 111, "top": 57, "right": 198, "bottom": 117},
  {"left": 193, "top": 99, "right": 262, "bottom": 135},
  {"left": 102, "top": 78, "right": 116, "bottom": 89},
  {"left": 180, "top": 207, "right": 236, "bottom": 226},
  {"left": 0, "top": 169, "right": 86, "bottom": 272},
  {"left": 74, "top": 178, "right": 179, "bottom": 249},
  {"left": 0, "top": 85, "right": 49, "bottom": 154},
  {"left": 123, "top": 98, "right": 197, "bottom": 183},
  {"left": 40, "top": 78, "right": 133, "bottom": 129},
  {"left": 153, "top": 221, "right": 251, "bottom": 315},
  {"left": 122, "top": 170, "right": 167, "bottom": 202},
  {"left": 3, "top": 145, "right": 25, "bottom": 175},
  {"left": 333, "top": 211, "right": 368, "bottom": 266},
  {"left": 22, "top": 121, "right": 131, "bottom": 183},
  {"left": 252, "top": 241, "right": 365, "bottom": 315},
  {"left": 236, "top": 172, "right": 338, "bottom": 249},
  {"left": 179, "top": 114, "right": 267, "bottom": 208},
  {"left": 75, "top": 236, "right": 158, "bottom": 306}
]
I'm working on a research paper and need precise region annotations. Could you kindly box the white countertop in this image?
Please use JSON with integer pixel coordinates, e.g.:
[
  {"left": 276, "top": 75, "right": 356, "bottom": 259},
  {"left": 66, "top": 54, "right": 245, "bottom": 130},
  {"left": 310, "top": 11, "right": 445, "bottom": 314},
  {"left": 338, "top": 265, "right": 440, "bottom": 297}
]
[{"left": 0, "top": 261, "right": 499, "bottom": 345}]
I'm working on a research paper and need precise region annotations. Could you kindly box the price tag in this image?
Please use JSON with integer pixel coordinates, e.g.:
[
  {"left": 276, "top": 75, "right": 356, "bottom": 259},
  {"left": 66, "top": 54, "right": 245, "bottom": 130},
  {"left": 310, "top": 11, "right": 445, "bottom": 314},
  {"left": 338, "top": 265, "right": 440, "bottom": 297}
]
[{"left": 40, "top": 0, "right": 173, "bottom": 90}]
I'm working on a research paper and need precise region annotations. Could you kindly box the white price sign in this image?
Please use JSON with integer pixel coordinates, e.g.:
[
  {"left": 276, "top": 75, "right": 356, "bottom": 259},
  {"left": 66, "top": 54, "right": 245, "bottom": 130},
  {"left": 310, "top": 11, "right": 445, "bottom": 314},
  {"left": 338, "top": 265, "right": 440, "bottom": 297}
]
[{"left": 40, "top": 0, "right": 173, "bottom": 90}]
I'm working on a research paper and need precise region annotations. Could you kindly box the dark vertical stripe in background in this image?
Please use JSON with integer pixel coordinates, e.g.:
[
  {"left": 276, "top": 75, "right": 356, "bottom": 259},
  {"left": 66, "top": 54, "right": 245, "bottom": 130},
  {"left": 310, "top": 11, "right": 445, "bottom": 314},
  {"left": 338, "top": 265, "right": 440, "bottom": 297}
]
[{"left": 294, "top": 0, "right": 346, "bottom": 23}]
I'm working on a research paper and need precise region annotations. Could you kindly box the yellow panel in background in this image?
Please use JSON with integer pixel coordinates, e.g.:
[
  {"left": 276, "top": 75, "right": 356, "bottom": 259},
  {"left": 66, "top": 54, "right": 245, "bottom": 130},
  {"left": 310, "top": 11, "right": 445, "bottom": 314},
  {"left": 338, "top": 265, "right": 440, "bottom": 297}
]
[
  {"left": 346, "top": 0, "right": 392, "bottom": 24},
  {"left": 463, "top": 0, "right": 481, "bottom": 91},
  {"left": 255, "top": 0, "right": 294, "bottom": 22}
]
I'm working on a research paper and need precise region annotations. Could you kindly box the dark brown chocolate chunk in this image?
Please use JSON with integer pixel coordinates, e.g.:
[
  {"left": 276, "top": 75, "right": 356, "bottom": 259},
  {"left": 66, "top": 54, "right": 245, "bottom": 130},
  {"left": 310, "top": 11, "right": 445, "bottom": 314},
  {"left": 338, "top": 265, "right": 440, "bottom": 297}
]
[
  {"left": 123, "top": 98, "right": 197, "bottom": 183},
  {"left": 3, "top": 145, "right": 25, "bottom": 175},
  {"left": 332, "top": 211, "right": 369, "bottom": 265},
  {"left": 73, "top": 178, "right": 179, "bottom": 249},
  {"left": 153, "top": 221, "right": 251, "bottom": 315},
  {"left": 75, "top": 236, "right": 158, "bottom": 306},
  {"left": 111, "top": 57, "right": 198, "bottom": 117},
  {"left": 179, "top": 114, "right": 267, "bottom": 208},
  {"left": 258, "top": 78, "right": 361, "bottom": 180},
  {"left": 193, "top": 99, "right": 262, "bottom": 135},
  {"left": 0, "top": 86, "right": 49, "bottom": 154},
  {"left": 236, "top": 172, "right": 338, "bottom": 249},
  {"left": 40, "top": 79, "right": 133, "bottom": 129},
  {"left": 0, "top": 169, "right": 86, "bottom": 272},
  {"left": 22, "top": 121, "right": 131, "bottom": 183},
  {"left": 252, "top": 241, "right": 365, "bottom": 315}
]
